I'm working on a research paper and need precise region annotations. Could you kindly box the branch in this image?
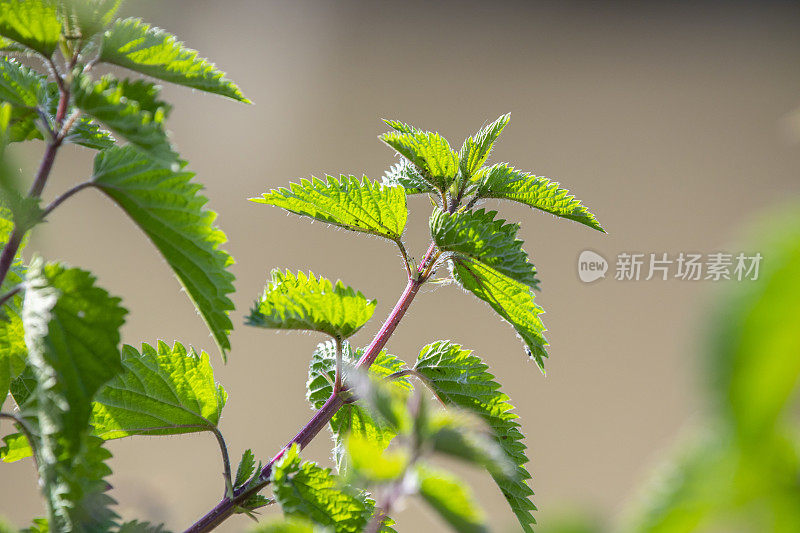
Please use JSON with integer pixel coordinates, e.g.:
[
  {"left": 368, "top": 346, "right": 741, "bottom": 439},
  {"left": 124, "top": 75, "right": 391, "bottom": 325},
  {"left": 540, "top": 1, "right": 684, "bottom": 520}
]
[
  {"left": 183, "top": 242, "right": 439, "bottom": 533},
  {"left": 210, "top": 427, "right": 232, "bottom": 498},
  {"left": 0, "top": 82, "right": 70, "bottom": 287},
  {"left": 41, "top": 181, "right": 93, "bottom": 219}
]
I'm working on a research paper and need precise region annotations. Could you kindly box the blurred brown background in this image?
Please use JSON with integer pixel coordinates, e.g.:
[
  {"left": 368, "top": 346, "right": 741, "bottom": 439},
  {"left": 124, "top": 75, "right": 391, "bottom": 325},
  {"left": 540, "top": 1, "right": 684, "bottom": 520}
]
[{"left": 2, "top": 1, "right": 800, "bottom": 531}]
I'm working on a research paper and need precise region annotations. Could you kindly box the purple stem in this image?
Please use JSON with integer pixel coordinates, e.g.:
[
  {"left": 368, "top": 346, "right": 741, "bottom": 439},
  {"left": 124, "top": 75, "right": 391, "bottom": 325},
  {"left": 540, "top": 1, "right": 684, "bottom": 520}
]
[
  {"left": 0, "top": 89, "right": 67, "bottom": 289},
  {"left": 183, "top": 244, "right": 436, "bottom": 533}
]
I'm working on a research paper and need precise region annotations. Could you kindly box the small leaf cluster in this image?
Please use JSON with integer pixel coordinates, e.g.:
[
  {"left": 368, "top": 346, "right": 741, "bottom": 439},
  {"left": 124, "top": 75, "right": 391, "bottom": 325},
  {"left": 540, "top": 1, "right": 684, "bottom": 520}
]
[
  {"left": 0, "top": 0, "right": 247, "bottom": 530},
  {"left": 249, "top": 115, "right": 602, "bottom": 531},
  {"left": 1, "top": 1, "right": 606, "bottom": 531}
]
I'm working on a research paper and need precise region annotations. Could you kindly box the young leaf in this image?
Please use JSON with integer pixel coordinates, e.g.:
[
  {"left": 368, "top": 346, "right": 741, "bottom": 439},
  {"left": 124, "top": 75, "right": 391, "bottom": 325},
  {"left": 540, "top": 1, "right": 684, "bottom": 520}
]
[
  {"left": 471, "top": 163, "right": 604, "bottom": 232},
  {"left": 2, "top": 81, "right": 115, "bottom": 149},
  {"left": 415, "top": 464, "right": 488, "bottom": 533},
  {"left": 430, "top": 207, "right": 539, "bottom": 289},
  {"left": 379, "top": 123, "right": 459, "bottom": 192},
  {"left": 382, "top": 119, "right": 416, "bottom": 134},
  {"left": 415, "top": 341, "right": 536, "bottom": 532},
  {"left": 91, "top": 341, "right": 227, "bottom": 439},
  {"left": 307, "top": 339, "right": 411, "bottom": 472},
  {"left": 251, "top": 175, "right": 407, "bottom": 242},
  {"left": 247, "top": 271, "right": 375, "bottom": 339},
  {"left": 270, "top": 445, "right": 375, "bottom": 533},
  {"left": 23, "top": 260, "right": 126, "bottom": 454},
  {"left": 72, "top": 74, "right": 176, "bottom": 163},
  {"left": 235, "top": 448, "right": 257, "bottom": 487},
  {"left": 237, "top": 494, "right": 274, "bottom": 515},
  {"left": 62, "top": 115, "right": 115, "bottom": 150},
  {"left": 0, "top": 0, "right": 60, "bottom": 57},
  {"left": 99, "top": 18, "right": 250, "bottom": 103},
  {"left": 458, "top": 113, "right": 510, "bottom": 180},
  {"left": 381, "top": 160, "right": 436, "bottom": 195},
  {"left": 91, "top": 145, "right": 236, "bottom": 358},
  {"left": 0, "top": 57, "right": 45, "bottom": 108},
  {"left": 452, "top": 257, "right": 548, "bottom": 369}
]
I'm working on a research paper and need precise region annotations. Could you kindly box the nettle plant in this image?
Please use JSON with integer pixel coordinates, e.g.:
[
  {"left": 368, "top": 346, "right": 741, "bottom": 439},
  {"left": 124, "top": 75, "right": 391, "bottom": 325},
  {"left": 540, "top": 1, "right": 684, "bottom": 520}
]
[{"left": 0, "top": 2, "right": 605, "bottom": 532}]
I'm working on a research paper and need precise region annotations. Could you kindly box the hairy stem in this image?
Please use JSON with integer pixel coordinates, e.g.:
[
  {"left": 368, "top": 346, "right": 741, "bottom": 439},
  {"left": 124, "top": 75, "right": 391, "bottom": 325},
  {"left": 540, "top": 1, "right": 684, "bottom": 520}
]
[
  {"left": 210, "top": 427, "right": 232, "bottom": 498},
  {"left": 183, "top": 243, "right": 437, "bottom": 533}
]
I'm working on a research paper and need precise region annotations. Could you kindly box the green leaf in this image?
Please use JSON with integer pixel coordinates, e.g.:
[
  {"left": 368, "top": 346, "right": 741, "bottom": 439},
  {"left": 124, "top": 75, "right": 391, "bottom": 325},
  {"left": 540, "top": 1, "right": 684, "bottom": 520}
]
[
  {"left": 251, "top": 175, "right": 407, "bottom": 242},
  {"left": 430, "top": 207, "right": 538, "bottom": 289},
  {"left": 379, "top": 122, "right": 459, "bottom": 192},
  {"left": 53, "top": 435, "right": 119, "bottom": 531},
  {"left": 62, "top": 0, "right": 122, "bottom": 37},
  {"left": 73, "top": 74, "right": 176, "bottom": 163},
  {"left": 8, "top": 364, "right": 36, "bottom": 408},
  {"left": 0, "top": 35, "right": 27, "bottom": 53},
  {"left": 0, "top": 302, "right": 25, "bottom": 401},
  {"left": 458, "top": 113, "right": 510, "bottom": 180},
  {"left": 0, "top": 56, "right": 45, "bottom": 108},
  {"left": 91, "top": 341, "right": 227, "bottom": 440},
  {"left": 20, "top": 518, "right": 49, "bottom": 533},
  {"left": 381, "top": 160, "right": 436, "bottom": 195},
  {"left": 235, "top": 448, "right": 257, "bottom": 487},
  {"left": 710, "top": 206, "right": 800, "bottom": 441},
  {"left": 247, "top": 271, "right": 375, "bottom": 339},
  {"left": 270, "top": 445, "right": 375, "bottom": 533},
  {"left": 344, "top": 433, "right": 409, "bottom": 483},
  {"left": 424, "top": 409, "right": 515, "bottom": 479},
  {"left": 415, "top": 341, "right": 536, "bottom": 531},
  {"left": 0, "top": 0, "right": 60, "bottom": 57},
  {"left": 451, "top": 257, "right": 547, "bottom": 369},
  {"left": 1, "top": 430, "right": 32, "bottom": 462},
  {"left": 23, "top": 260, "right": 126, "bottom": 453},
  {"left": 63, "top": 115, "right": 115, "bottom": 150},
  {"left": 237, "top": 494, "right": 275, "bottom": 514},
  {"left": 91, "top": 145, "right": 235, "bottom": 358},
  {"left": 415, "top": 464, "right": 487, "bottom": 533},
  {"left": 307, "top": 340, "right": 411, "bottom": 472},
  {"left": 1, "top": 81, "right": 115, "bottom": 150},
  {"left": 99, "top": 17, "right": 250, "bottom": 103},
  {"left": 0, "top": 203, "right": 26, "bottom": 400},
  {"left": 22, "top": 260, "right": 124, "bottom": 530},
  {"left": 471, "top": 163, "right": 604, "bottom": 232},
  {"left": 382, "top": 119, "right": 415, "bottom": 134}
]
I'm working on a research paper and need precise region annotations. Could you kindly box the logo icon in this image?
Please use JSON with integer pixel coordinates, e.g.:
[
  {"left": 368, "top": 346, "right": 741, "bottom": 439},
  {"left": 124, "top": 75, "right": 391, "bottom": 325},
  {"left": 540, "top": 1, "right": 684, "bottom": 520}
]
[{"left": 578, "top": 250, "right": 608, "bottom": 283}]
